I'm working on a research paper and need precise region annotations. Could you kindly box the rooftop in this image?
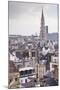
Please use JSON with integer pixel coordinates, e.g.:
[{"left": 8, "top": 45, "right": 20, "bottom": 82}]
[{"left": 19, "top": 67, "right": 34, "bottom": 71}]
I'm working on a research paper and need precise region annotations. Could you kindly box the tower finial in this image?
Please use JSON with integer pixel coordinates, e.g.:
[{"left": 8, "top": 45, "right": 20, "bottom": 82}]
[{"left": 41, "top": 8, "right": 45, "bottom": 26}]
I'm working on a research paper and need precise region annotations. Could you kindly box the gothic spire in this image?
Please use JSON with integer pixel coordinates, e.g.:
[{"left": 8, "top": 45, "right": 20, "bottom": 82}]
[{"left": 41, "top": 8, "right": 45, "bottom": 26}]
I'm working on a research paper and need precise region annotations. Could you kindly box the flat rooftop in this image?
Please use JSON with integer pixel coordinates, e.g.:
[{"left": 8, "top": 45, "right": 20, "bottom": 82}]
[{"left": 19, "top": 67, "right": 34, "bottom": 71}]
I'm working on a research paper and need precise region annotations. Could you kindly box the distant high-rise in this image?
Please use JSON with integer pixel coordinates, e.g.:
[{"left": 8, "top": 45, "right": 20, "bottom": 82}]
[{"left": 40, "top": 9, "right": 48, "bottom": 42}]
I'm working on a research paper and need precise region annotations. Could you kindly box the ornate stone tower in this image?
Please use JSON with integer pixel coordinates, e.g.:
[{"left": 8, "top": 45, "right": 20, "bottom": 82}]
[{"left": 40, "top": 9, "right": 47, "bottom": 43}]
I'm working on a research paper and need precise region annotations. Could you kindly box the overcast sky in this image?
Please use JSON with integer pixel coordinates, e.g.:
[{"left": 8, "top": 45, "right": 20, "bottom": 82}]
[{"left": 9, "top": 1, "right": 58, "bottom": 35}]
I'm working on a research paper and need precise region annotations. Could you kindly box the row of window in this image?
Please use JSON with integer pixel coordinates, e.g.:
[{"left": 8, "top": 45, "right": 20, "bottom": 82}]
[
  {"left": 16, "top": 51, "right": 35, "bottom": 58},
  {"left": 21, "top": 79, "right": 27, "bottom": 83},
  {"left": 20, "top": 69, "right": 35, "bottom": 76}
]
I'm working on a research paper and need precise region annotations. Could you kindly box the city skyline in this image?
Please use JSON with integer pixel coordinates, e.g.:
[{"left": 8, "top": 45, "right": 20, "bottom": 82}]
[
  {"left": 9, "top": 2, "right": 58, "bottom": 36},
  {"left": 8, "top": 2, "right": 59, "bottom": 88}
]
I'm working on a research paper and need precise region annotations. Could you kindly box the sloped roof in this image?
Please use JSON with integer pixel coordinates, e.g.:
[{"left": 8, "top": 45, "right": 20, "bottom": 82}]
[{"left": 9, "top": 60, "right": 19, "bottom": 73}]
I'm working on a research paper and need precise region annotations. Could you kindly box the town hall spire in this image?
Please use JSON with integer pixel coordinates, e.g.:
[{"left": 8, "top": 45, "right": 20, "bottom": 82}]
[{"left": 40, "top": 9, "right": 48, "bottom": 46}]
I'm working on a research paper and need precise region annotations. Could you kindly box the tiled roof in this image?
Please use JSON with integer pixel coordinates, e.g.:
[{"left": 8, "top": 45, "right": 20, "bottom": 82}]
[{"left": 9, "top": 60, "right": 19, "bottom": 73}]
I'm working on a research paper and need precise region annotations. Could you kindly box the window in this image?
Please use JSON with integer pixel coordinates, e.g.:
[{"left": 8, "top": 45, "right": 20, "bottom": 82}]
[
  {"left": 28, "top": 69, "right": 32, "bottom": 74},
  {"left": 32, "top": 52, "right": 35, "bottom": 57},
  {"left": 20, "top": 71, "right": 24, "bottom": 76},
  {"left": 23, "top": 52, "right": 29, "bottom": 57},
  {"left": 54, "top": 59, "right": 56, "bottom": 62},
  {"left": 26, "top": 52, "right": 29, "bottom": 57},
  {"left": 15, "top": 78, "right": 18, "bottom": 81},
  {"left": 16, "top": 52, "right": 21, "bottom": 59},
  {"left": 25, "top": 70, "right": 28, "bottom": 74},
  {"left": 25, "top": 79, "right": 27, "bottom": 83},
  {"left": 9, "top": 79, "right": 12, "bottom": 84}
]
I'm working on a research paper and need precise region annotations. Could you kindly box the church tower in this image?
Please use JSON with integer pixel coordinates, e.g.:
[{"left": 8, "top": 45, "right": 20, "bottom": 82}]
[{"left": 40, "top": 9, "right": 47, "bottom": 43}]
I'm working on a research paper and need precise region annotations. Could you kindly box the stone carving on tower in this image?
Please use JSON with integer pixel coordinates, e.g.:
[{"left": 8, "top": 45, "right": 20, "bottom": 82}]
[{"left": 40, "top": 9, "right": 48, "bottom": 46}]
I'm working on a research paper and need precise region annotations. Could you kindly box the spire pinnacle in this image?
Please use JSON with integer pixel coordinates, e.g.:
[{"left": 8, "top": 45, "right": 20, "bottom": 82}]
[{"left": 41, "top": 8, "right": 45, "bottom": 26}]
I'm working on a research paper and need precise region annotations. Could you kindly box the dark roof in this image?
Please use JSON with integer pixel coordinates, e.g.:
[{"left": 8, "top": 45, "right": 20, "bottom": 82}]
[
  {"left": 9, "top": 60, "right": 19, "bottom": 73},
  {"left": 39, "top": 60, "right": 47, "bottom": 64},
  {"left": 21, "top": 80, "right": 35, "bottom": 88},
  {"left": 44, "top": 77, "right": 58, "bottom": 86}
]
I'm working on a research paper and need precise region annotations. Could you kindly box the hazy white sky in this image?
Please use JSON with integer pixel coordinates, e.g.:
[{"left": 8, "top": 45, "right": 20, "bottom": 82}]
[{"left": 9, "top": 1, "right": 58, "bottom": 35}]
